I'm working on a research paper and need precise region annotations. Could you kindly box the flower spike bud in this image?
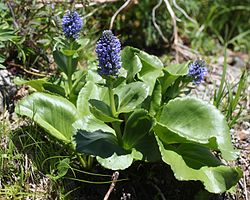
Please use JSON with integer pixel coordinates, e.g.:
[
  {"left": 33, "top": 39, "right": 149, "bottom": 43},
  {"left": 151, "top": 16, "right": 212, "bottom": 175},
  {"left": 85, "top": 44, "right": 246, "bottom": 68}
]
[
  {"left": 188, "top": 60, "right": 207, "bottom": 85},
  {"left": 62, "top": 11, "right": 83, "bottom": 39},
  {"left": 95, "top": 30, "right": 122, "bottom": 77}
]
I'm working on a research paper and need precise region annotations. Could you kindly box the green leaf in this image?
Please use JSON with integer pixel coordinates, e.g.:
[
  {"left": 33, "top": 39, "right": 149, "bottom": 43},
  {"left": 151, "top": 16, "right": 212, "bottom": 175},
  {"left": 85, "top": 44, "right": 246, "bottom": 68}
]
[
  {"left": 37, "top": 39, "right": 51, "bottom": 46},
  {"left": 165, "top": 62, "right": 189, "bottom": 75},
  {"left": 133, "top": 133, "right": 161, "bottom": 162},
  {"left": 149, "top": 80, "right": 162, "bottom": 116},
  {"left": 0, "top": 55, "right": 5, "bottom": 63},
  {"left": 61, "top": 49, "right": 77, "bottom": 57},
  {"left": 76, "top": 38, "right": 90, "bottom": 48},
  {"left": 77, "top": 81, "right": 108, "bottom": 117},
  {"left": 14, "top": 77, "right": 66, "bottom": 96},
  {"left": 96, "top": 153, "right": 134, "bottom": 170},
  {"left": 89, "top": 99, "right": 122, "bottom": 122},
  {"left": 136, "top": 50, "right": 164, "bottom": 94},
  {"left": 74, "top": 129, "right": 125, "bottom": 158},
  {"left": 14, "top": 77, "right": 47, "bottom": 92},
  {"left": 0, "top": 63, "right": 6, "bottom": 69},
  {"left": 15, "top": 93, "right": 78, "bottom": 143},
  {"left": 115, "top": 82, "right": 149, "bottom": 113},
  {"left": 121, "top": 47, "right": 142, "bottom": 82},
  {"left": 159, "top": 62, "right": 189, "bottom": 94},
  {"left": 123, "top": 109, "right": 153, "bottom": 149},
  {"left": 122, "top": 109, "right": 161, "bottom": 162},
  {"left": 155, "top": 97, "right": 239, "bottom": 160},
  {"left": 157, "top": 137, "right": 242, "bottom": 193},
  {"left": 53, "top": 50, "right": 78, "bottom": 77},
  {"left": 50, "top": 158, "right": 70, "bottom": 180},
  {"left": 73, "top": 115, "right": 116, "bottom": 135},
  {"left": 53, "top": 50, "right": 68, "bottom": 75},
  {"left": 43, "top": 83, "right": 66, "bottom": 97}
]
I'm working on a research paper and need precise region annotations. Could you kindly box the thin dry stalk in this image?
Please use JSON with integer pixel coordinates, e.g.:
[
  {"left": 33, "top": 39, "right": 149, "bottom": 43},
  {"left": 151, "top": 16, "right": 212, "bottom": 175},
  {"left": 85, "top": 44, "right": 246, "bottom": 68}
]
[
  {"left": 152, "top": 0, "right": 169, "bottom": 44},
  {"left": 109, "top": 0, "right": 133, "bottom": 30},
  {"left": 103, "top": 171, "right": 119, "bottom": 200}
]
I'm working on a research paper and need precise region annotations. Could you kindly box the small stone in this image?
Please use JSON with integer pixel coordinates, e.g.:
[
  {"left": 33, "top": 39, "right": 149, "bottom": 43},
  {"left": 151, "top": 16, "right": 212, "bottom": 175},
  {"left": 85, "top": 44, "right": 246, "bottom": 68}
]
[{"left": 237, "top": 130, "right": 249, "bottom": 140}]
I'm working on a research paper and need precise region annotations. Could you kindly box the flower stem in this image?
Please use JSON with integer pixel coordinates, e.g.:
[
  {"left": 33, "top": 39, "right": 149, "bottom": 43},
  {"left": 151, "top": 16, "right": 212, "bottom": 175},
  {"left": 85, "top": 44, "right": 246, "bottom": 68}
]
[
  {"left": 107, "top": 80, "right": 123, "bottom": 146},
  {"left": 67, "top": 42, "right": 73, "bottom": 96},
  {"left": 108, "top": 85, "right": 116, "bottom": 117},
  {"left": 77, "top": 153, "right": 87, "bottom": 169}
]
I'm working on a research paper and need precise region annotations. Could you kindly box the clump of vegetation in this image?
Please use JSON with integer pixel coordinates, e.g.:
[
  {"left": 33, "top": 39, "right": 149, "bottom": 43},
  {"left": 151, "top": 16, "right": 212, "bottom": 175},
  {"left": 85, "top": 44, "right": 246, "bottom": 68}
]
[{"left": 0, "top": 1, "right": 249, "bottom": 199}]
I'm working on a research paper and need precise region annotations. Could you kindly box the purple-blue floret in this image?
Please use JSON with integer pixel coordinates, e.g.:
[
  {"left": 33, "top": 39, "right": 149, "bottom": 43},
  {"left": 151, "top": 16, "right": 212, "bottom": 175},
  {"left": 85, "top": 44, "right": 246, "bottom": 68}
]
[
  {"left": 188, "top": 60, "right": 207, "bottom": 84},
  {"left": 62, "top": 11, "right": 83, "bottom": 39},
  {"left": 96, "top": 30, "right": 122, "bottom": 77}
]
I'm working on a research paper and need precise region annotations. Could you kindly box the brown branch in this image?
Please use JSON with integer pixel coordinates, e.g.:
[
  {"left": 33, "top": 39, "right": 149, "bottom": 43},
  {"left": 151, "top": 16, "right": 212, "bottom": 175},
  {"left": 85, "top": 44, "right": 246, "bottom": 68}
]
[
  {"left": 163, "top": 0, "right": 179, "bottom": 62},
  {"left": 109, "top": 0, "right": 133, "bottom": 30},
  {"left": 7, "top": 62, "right": 48, "bottom": 77},
  {"left": 103, "top": 171, "right": 119, "bottom": 200},
  {"left": 152, "top": 0, "right": 169, "bottom": 44},
  {"left": 7, "top": 1, "right": 19, "bottom": 29}
]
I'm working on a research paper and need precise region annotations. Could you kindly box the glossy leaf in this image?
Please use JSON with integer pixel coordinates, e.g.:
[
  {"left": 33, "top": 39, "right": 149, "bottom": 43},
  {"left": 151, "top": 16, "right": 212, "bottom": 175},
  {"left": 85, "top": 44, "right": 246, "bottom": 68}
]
[
  {"left": 14, "top": 78, "right": 65, "bottom": 96},
  {"left": 155, "top": 97, "right": 239, "bottom": 160},
  {"left": 43, "top": 83, "right": 66, "bottom": 97},
  {"left": 15, "top": 93, "right": 78, "bottom": 143},
  {"left": 121, "top": 47, "right": 142, "bottom": 82},
  {"left": 157, "top": 137, "right": 242, "bottom": 193},
  {"left": 14, "top": 77, "right": 47, "bottom": 92},
  {"left": 96, "top": 153, "right": 134, "bottom": 170},
  {"left": 89, "top": 99, "right": 122, "bottom": 122},
  {"left": 77, "top": 81, "right": 108, "bottom": 117},
  {"left": 159, "top": 62, "right": 189, "bottom": 94},
  {"left": 132, "top": 132, "right": 161, "bottom": 162},
  {"left": 53, "top": 49, "right": 78, "bottom": 77},
  {"left": 123, "top": 109, "right": 153, "bottom": 149},
  {"left": 53, "top": 50, "right": 68, "bottom": 75},
  {"left": 73, "top": 114, "right": 116, "bottom": 135},
  {"left": 149, "top": 80, "right": 162, "bottom": 116},
  {"left": 115, "top": 82, "right": 149, "bottom": 113},
  {"left": 74, "top": 129, "right": 125, "bottom": 158},
  {"left": 136, "top": 50, "right": 164, "bottom": 94}
]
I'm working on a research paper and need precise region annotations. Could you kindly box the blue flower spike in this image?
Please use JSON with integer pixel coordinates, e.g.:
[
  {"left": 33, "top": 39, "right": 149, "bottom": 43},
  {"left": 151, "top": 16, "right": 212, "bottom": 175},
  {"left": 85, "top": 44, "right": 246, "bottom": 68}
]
[
  {"left": 96, "top": 30, "right": 122, "bottom": 77},
  {"left": 188, "top": 60, "right": 207, "bottom": 85},
  {"left": 62, "top": 11, "right": 83, "bottom": 39}
]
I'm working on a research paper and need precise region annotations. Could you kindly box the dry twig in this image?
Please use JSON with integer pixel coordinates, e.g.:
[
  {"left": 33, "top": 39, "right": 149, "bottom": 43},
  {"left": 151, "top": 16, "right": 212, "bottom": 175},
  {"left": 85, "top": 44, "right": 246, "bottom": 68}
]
[
  {"left": 163, "top": 0, "right": 179, "bottom": 62},
  {"left": 152, "top": 0, "right": 169, "bottom": 44},
  {"left": 103, "top": 171, "right": 119, "bottom": 200},
  {"left": 163, "top": 0, "right": 200, "bottom": 61},
  {"left": 109, "top": 0, "right": 133, "bottom": 30},
  {"left": 7, "top": 62, "right": 48, "bottom": 77},
  {"left": 172, "top": 0, "right": 197, "bottom": 24}
]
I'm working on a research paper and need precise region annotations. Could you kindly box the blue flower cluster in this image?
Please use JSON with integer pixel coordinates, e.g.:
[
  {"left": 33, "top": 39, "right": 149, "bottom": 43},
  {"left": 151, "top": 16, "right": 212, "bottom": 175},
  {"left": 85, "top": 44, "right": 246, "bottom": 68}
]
[
  {"left": 96, "top": 30, "right": 121, "bottom": 77},
  {"left": 62, "top": 11, "right": 83, "bottom": 39},
  {"left": 188, "top": 60, "right": 207, "bottom": 84}
]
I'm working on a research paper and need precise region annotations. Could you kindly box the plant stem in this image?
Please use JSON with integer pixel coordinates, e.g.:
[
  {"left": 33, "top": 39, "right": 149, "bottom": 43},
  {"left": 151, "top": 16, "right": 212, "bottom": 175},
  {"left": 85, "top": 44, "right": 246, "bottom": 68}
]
[
  {"left": 107, "top": 81, "right": 123, "bottom": 146},
  {"left": 112, "top": 122, "right": 123, "bottom": 146},
  {"left": 77, "top": 153, "right": 87, "bottom": 169},
  {"left": 108, "top": 85, "right": 116, "bottom": 117},
  {"left": 68, "top": 143, "right": 87, "bottom": 169},
  {"left": 87, "top": 156, "right": 94, "bottom": 169},
  {"left": 67, "top": 42, "right": 73, "bottom": 96}
]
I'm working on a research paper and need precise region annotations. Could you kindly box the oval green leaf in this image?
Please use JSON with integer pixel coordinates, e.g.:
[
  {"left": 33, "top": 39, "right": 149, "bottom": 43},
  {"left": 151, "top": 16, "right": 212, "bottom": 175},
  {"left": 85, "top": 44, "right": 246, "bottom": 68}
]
[
  {"left": 96, "top": 153, "right": 134, "bottom": 170},
  {"left": 156, "top": 97, "right": 239, "bottom": 160},
  {"left": 157, "top": 137, "right": 242, "bottom": 193},
  {"left": 123, "top": 109, "right": 153, "bottom": 149},
  {"left": 115, "top": 82, "right": 149, "bottom": 114},
  {"left": 15, "top": 93, "right": 78, "bottom": 143}
]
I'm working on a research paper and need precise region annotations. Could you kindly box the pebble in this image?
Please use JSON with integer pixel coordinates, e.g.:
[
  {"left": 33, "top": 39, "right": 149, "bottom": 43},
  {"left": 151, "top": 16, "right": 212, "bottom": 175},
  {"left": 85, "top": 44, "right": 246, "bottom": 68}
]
[{"left": 0, "top": 69, "right": 18, "bottom": 114}]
